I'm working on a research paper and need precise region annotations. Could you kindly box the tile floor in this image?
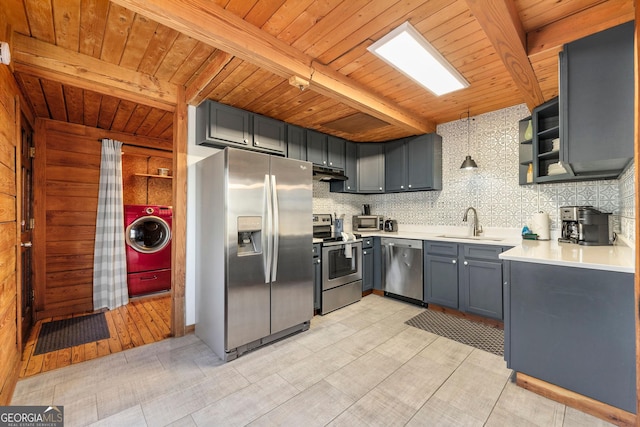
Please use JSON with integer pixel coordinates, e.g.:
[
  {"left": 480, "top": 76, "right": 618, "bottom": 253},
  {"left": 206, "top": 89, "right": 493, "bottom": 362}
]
[{"left": 11, "top": 295, "right": 614, "bottom": 426}]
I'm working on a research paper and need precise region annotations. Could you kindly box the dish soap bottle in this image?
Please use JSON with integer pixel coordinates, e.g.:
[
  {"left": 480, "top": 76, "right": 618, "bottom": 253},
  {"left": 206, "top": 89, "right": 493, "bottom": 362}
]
[{"left": 526, "top": 163, "right": 533, "bottom": 183}]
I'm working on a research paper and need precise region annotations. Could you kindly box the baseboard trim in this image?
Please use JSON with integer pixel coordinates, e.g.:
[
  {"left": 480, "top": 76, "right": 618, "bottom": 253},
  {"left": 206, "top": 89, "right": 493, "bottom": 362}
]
[
  {"left": 372, "top": 289, "right": 384, "bottom": 297},
  {"left": 185, "top": 324, "right": 195, "bottom": 334},
  {"left": 516, "top": 373, "right": 636, "bottom": 427}
]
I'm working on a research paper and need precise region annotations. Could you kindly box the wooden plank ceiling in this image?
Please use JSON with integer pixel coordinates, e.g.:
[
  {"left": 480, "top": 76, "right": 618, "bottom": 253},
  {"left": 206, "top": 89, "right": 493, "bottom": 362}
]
[{"left": 5, "top": 0, "right": 634, "bottom": 143}]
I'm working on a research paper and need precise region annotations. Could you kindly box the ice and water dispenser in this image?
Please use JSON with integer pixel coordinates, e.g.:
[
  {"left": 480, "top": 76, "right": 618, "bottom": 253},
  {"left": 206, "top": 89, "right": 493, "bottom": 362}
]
[{"left": 237, "top": 216, "right": 262, "bottom": 255}]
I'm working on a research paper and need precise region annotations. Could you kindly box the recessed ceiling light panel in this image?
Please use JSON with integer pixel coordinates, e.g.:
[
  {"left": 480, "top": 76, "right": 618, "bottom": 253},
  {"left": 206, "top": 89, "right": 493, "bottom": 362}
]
[{"left": 368, "top": 22, "right": 469, "bottom": 96}]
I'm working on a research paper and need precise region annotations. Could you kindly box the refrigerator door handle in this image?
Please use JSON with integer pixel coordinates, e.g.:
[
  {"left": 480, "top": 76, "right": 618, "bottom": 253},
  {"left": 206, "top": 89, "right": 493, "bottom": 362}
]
[
  {"left": 263, "top": 174, "right": 272, "bottom": 283},
  {"left": 270, "top": 174, "right": 279, "bottom": 282}
]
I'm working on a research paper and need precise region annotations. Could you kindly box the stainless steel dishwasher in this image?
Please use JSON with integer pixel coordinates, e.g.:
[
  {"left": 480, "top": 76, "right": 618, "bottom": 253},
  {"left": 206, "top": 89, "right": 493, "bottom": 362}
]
[{"left": 381, "top": 238, "right": 424, "bottom": 303}]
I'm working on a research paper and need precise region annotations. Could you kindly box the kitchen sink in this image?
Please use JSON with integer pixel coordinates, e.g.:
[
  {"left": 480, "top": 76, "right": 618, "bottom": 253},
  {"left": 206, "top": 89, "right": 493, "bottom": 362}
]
[{"left": 436, "top": 234, "right": 504, "bottom": 242}]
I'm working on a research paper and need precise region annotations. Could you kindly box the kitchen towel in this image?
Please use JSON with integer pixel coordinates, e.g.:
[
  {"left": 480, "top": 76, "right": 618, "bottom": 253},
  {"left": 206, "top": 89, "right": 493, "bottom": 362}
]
[
  {"left": 341, "top": 232, "right": 355, "bottom": 258},
  {"left": 531, "top": 212, "right": 550, "bottom": 240}
]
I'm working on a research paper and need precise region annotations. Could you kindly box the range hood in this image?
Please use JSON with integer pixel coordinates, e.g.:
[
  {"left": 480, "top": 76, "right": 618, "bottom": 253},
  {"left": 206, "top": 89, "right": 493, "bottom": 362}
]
[{"left": 312, "top": 165, "right": 348, "bottom": 181}]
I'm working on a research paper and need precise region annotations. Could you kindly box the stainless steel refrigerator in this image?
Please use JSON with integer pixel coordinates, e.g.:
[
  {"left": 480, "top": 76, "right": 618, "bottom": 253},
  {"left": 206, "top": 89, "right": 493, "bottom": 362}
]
[{"left": 195, "top": 147, "right": 313, "bottom": 361}]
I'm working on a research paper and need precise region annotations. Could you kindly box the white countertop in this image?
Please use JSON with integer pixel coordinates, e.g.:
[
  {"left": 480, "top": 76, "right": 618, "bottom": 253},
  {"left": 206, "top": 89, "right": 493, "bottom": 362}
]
[
  {"left": 356, "top": 227, "right": 522, "bottom": 247},
  {"left": 499, "top": 239, "right": 635, "bottom": 273},
  {"left": 314, "top": 224, "right": 635, "bottom": 273}
]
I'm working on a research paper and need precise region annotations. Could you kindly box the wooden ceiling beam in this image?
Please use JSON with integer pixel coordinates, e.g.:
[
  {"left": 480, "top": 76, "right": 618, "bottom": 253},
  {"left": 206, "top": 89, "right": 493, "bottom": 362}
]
[
  {"left": 185, "top": 51, "right": 233, "bottom": 106},
  {"left": 12, "top": 33, "right": 177, "bottom": 111},
  {"left": 527, "top": 0, "right": 634, "bottom": 57},
  {"left": 110, "top": 0, "right": 434, "bottom": 134},
  {"left": 466, "top": 0, "right": 545, "bottom": 111}
]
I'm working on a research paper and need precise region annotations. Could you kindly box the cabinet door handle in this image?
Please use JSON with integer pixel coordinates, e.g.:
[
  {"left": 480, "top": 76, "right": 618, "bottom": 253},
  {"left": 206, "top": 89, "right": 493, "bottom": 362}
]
[
  {"left": 452, "top": 259, "right": 456, "bottom": 264},
  {"left": 363, "top": 250, "right": 368, "bottom": 255},
  {"left": 379, "top": 187, "right": 382, "bottom": 191},
  {"left": 408, "top": 184, "right": 412, "bottom": 188},
  {"left": 463, "top": 261, "right": 468, "bottom": 266},
  {"left": 255, "top": 141, "right": 259, "bottom": 145},
  {"left": 400, "top": 185, "right": 404, "bottom": 189}
]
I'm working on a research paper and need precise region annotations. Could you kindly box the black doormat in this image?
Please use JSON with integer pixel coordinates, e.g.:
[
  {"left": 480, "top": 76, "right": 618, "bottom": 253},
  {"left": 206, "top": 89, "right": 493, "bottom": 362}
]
[
  {"left": 34, "top": 313, "right": 110, "bottom": 355},
  {"left": 406, "top": 309, "right": 504, "bottom": 356}
]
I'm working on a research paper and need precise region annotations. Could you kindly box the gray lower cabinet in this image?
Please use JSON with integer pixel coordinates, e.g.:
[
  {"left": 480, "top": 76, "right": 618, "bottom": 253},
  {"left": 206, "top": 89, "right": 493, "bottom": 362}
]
[
  {"left": 330, "top": 141, "right": 357, "bottom": 193},
  {"left": 362, "top": 237, "right": 374, "bottom": 292},
  {"left": 385, "top": 134, "right": 442, "bottom": 192},
  {"left": 505, "top": 261, "right": 635, "bottom": 413},
  {"left": 459, "top": 245, "right": 504, "bottom": 320},
  {"left": 424, "top": 241, "right": 459, "bottom": 309},
  {"left": 424, "top": 241, "right": 508, "bottom": 320},
  {"left": 313, "top": 243, "right": 321, "bottom": 311},
  {"left": 357, "top": 143, "right": 385, "bottom": 193},
  {"left": 287, "top": 125, "right": 306, "bottom": 160}
]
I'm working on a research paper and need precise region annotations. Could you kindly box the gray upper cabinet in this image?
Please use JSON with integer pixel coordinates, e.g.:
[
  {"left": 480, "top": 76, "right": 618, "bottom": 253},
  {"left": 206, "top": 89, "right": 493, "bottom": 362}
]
[
  {"left": 385, "top": 134, "right": 442, "bottom": 192},
  {"left": 330, "top": 141, "right": 357, "bottom": 193},
  {"left": 408, "top": 134, "right": 442, "bottom": 190},
  {"left": 253, "top": 114, "right": 286, "bottom": 154},
  {"left": 327, "top": 136, "right": 346, "bottom": 170},
  {"left": 197, "top": 101, "right": 250, "bottom": 147},
  {"left": 307, "top": 131, "right": 345, "bottom": 170},
  {"left": 287, "top": 125, "right": 306, "bottom": 160},
  {"left": 558, "top": 21, "right": 634, "bottom": 179},
  {"left": 306, "top": 130, "right": 328, "bottom": 167},
  {"left": 357, "top": 143, "right": 385, "bottom": 193},
  {"left": 196, "top": 101, "right": 285, "bottom": 155},
  {"left": 384, "top": 139, "right": 407, "bottom": 192}
]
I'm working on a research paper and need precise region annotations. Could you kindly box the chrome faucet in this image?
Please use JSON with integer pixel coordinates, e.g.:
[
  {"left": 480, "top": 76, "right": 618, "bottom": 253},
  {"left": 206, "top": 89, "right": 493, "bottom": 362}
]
[{"left": 463, "top": 207, "right": 483, "bottom": 236}]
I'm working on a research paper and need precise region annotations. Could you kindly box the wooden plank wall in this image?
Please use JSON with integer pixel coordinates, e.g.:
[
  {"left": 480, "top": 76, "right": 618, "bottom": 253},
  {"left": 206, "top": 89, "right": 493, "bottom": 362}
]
[
  {"left": 0, "top": 43, "right": 21, "bottom": 406},
  {"left": 33, "top": 119, "right": 172, "bottom": 320}
]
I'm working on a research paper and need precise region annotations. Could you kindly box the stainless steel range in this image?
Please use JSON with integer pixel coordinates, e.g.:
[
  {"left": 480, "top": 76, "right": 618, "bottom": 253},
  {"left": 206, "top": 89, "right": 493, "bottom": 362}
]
[{"left": 313, "top": 214, "right": 363, "bottom": 314}]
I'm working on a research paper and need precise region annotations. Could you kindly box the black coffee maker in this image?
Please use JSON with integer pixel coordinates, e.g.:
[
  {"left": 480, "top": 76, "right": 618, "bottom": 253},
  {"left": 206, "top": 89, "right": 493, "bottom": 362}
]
[
  {"left": 578, "top": 207, "right": 612, "bottom": 246},
  {"left": 559, "top": 206, "right": 612, "bottom": 245}
]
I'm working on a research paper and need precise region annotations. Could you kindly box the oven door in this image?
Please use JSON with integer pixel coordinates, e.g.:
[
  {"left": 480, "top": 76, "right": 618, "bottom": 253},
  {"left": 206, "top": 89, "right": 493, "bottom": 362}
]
[{"left": 321, "top": 242, "right": 362, "bottom": 290}]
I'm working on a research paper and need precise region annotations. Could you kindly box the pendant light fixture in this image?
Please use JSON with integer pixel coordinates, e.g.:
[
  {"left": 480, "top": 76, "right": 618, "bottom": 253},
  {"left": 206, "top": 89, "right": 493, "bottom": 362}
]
[{"left": 460, "top": 110, "right": 478, "bottom": 170}]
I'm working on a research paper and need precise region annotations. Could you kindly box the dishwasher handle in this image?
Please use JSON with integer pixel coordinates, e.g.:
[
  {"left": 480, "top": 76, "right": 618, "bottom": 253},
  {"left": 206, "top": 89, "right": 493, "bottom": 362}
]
[{"left": 380, "top": 238, "right": 422, "bottom": 250}]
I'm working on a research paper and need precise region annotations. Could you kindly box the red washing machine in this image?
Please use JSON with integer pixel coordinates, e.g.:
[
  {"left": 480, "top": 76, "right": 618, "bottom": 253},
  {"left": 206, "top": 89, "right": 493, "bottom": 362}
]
[{"left": 124, "top": 205, "right": 172, "bottom": 297}]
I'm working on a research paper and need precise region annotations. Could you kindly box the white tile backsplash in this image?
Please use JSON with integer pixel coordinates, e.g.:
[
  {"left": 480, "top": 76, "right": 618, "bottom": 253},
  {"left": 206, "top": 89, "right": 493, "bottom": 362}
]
[{"left": 313, "top": 104, "right": 635, "bottom": 243}]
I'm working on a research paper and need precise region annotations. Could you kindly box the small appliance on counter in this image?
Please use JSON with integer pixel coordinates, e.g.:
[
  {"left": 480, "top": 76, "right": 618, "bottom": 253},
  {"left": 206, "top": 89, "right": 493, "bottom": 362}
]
[
  {"left": 559, "top": 206, "right": 613, "bottom": 246},
  {"left": 353, "top": 215, "right": 383, "bottom": 231},
  {"left": 384, "top": 219, "right": 398, "bottom": 232}
]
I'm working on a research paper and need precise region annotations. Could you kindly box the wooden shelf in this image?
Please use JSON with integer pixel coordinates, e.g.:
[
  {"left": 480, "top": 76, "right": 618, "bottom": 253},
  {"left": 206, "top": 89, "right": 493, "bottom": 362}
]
[
  {"left": 134, "top": 173, "right": 173, "bottom": 179},
  {"left": 537, "top": 126, "right": 559, "bottom": 139}
]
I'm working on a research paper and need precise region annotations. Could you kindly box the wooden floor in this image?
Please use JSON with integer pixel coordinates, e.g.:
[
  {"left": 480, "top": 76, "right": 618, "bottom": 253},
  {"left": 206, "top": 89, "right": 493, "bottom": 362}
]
[{"left": 20, "top": 293, "right": 171, "bottom": 378}]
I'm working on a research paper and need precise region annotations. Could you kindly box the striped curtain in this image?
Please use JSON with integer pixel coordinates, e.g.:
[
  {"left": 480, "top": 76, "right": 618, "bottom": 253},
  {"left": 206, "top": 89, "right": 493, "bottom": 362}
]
[{"left": 93, "top": 139, "right": 128, "bottom": 310}]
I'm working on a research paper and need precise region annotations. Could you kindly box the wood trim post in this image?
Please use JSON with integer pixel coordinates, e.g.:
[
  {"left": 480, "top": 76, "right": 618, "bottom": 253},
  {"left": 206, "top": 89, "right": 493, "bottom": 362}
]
[
  {"left": 32, "top": 119, "right": 46, "bottom": 318},
  {"left": 634, "top": 1, "right": 639, "bottom": 424},
  {"left": 171, "top": 86, "right": 188, "bottom": 337},
  {"left": 14, "top": 96, "right": 22, "bottom": 351}
]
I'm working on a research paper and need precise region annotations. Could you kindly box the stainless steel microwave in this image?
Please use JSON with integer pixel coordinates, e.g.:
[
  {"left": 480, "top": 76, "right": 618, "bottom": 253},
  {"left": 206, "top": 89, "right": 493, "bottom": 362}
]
[{"left": 352, "top": 215, "right": 383, "bottom": 231}]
